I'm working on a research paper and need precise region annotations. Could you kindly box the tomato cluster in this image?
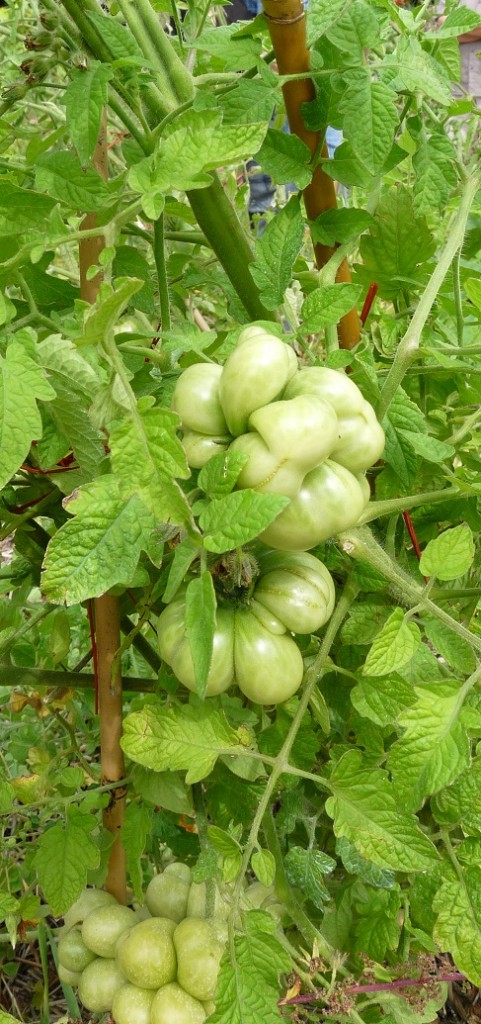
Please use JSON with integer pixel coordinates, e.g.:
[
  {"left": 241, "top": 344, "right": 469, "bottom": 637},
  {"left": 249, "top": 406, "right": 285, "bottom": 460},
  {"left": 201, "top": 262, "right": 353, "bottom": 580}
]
[
  {"left": 57, "top": 868, "right": 283, "bottom": 1023},
  {"left": 173, "top": 326, "right": 385, "bottom": 550},
  {"left": 158, "top": 550, "right": 335, "bottom": 702}
]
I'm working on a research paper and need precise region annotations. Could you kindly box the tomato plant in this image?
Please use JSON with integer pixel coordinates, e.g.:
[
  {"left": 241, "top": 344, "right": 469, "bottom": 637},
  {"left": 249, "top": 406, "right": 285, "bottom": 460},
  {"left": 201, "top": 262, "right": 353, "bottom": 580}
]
[{"left": 1, "top": 0, "right": 481, "bottom": 1022}]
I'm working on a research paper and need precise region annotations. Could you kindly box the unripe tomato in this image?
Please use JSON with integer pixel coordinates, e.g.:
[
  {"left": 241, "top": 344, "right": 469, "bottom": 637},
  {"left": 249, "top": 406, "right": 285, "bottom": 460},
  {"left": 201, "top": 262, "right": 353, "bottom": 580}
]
[
  {"left": 255, "top": 550, "right": 335, "bottom": 633},
  {"left": 283, "top": 367, "right": 384, "bottom": 472},
  {"left": 81, "top": 904, "right": 136, "bottom": 958},
  {"left": 230, "top": 431, "right": 305, "bottom": 497},
  {"left": 186, "top": 881, "right": 231, "bottom": 920},
  {"left": 146, "top": 863, "right": 192, "bottom": 923},
  {"left": 260, "top": 460, "right": 369, "bottom": 550},
  {"left": 219, "top": 330, "right": 297, "bottom": 436},
  {"left": 58, "top": 964, "right": 82, "bottom": 987},
  {"left": 181, "top": 430, "right": 231, "bottom": 469},
  {"left": 174, "top": 917, "right": 226, "bottom": 1002},
  {"left": 248, "top": 395, "right": 338, "bottom": 470},
  {"left": 283, "top": 366, "right": 366, "bottom": 417},
  {"left": 78, "top": 957, "right": 125, "bottom": 1012},
  {"left": 172, "top": 363, "right": 227, "bottom": 435},
  {"left": 330, "top": 401, "right": 385, "bottom": 473},
  {"left": 234, "top": 608, "right": 304, "bottom": 703},
  {"left": 116, "top": 918, "right": 177, "bottom": 989},
  {"left": 112, "top": 983, "right": 155, "bottom": 1024},
  {"left": 58, "top": 926, "right": 96, "bottom": 973},
  {"left": 242, "top": 881, "right": 287, "bottom": 926},
  {"left": 151, "top": 982, "right": 206, "bottom": 1024},
  {"left": 62, "top": 888, "right": 116, "bottom": 933},
  {"left": 158, "top": 602, "right": 235, "bottom": 696}
]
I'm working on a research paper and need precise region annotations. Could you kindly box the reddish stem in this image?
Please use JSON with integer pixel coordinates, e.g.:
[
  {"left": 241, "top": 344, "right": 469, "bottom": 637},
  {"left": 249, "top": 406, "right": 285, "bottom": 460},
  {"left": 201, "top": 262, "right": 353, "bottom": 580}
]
[
  {"left": 402, "top": 510, "right": 428, "bottom": 583},
  {"left": 360, "top": 282, "right": 378, "bottom": 326},
  {"left": 9, "top": 492, "right": 53, "bottom": 515},
  {"left": 20, "top": 463, "right": 78, "bottom": 476},
  {"left": 279, "top": 972, "right": 465, "bottom": 1007},
  {"left": 87, "top": 600, "right": 100, "bottom": 715}
]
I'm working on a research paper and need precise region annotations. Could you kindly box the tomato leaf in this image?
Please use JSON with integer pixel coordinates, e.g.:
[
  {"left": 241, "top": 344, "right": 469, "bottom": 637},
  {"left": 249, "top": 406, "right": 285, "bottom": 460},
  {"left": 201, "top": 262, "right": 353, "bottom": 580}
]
[
  {"left": 0, "top": 341, "right": 56, "bottom": 491},
  {"left": 363, "top": 608, "right": 421, "bottom": 677},
  {"left": 185, "top": 572, "right": 217, "bottom": 699},
  {"left": 388, "top": 681, "right": 471, "bottom": 811},
  {"left": 419, "top": 524, "right": 475, "bottom": 581},
  {"left": 325, "top": 750, "right": 438, "bottom": 871},
  {"left": 249, "top": 196, "right": 305, "bottom": 310},
  {"left": 121, "top": 703, "right": 248, "bottom": 784},
  {"left": 41, "top": 476, "right": 155, "bottom": 605},
  {"left": 434, "top": 867, "right": 481, "bottom": 985},
  {"left": 199, "top": 490, "right": 289, "bottom": 553},
  {"left": 34, "top": 810, "right": 100, "bottom": 915},
  {"left": 208, "top": 911, "right": 291, "bottom": 1024}
]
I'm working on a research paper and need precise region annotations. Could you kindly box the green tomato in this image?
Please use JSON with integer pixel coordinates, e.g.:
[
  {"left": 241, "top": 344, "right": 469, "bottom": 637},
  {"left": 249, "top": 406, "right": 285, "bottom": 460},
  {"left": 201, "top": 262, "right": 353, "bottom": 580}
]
[
  {"left": 283, "top": 366, "right": 366, "bottom": 418},
  {"left": 242, "top": 881, "right": 288, "bottom": 926},
  {"left": 58, "top": 964, "right": 82, "bottom": 987},
  {"left": 186, "top": 881, "right": 231, "bottom": 921},
  {"left": 248, "top": 395, "right": 338, "bottom": 471},
  {"left": 234, "top": 608, "right": 304, "bottom": 704},
  {"left": 158, "top": 601, "right": 235, "bottom": 696},
  {"left": 219, "top": 330, "right": 298, "bottom": 436},
  {"left": 81, "top": 904, "right": 137, "bottom": 958},
  {"left": 172, "top": 363, "right": 227, "bottom": 435},
  {"left": 78, "top": 957, "right": 125, "bottom": 1012},
  {"left": 112, "top": 983, "right": 155, "bottom": 1024},
  {"left": 330, "top": 401, "right": 385, "bottom": 473},
  {"left": 254, "top": 550, "right": 335, "bottom": 633},
  {"left": 151, "top": 982, "right": 206, "bottom": 1024},
  {"left": 58, "top": 926, "right": 96, "bottom": 973},
  {"left": 181, "top": 430, "right": 231, "bottom": 469},
  {"left": 230, "top": 431, "right": 304, "bottom": 498},
  {"left": 116, "top": 918, "right": 177, "bottom": 989},
  {"left": 145, "top": 863, "right": 192, "bottom": 923},
  {"left": 62, "top": 888, "right": 117, "bottom": 932},
  {"left": 174, "top": 917, "right": 226, "bottom": 1002},
  {"left": 260, "top": 460, "right": 369, "bottom": 550}
]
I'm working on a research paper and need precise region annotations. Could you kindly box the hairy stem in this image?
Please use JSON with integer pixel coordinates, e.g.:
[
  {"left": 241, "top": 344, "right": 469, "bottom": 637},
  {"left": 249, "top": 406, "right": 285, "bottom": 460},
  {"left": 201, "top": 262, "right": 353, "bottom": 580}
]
[
  {"left": 153, "top": 214, "right": 171, "bottom": 330},
  {"left": 339, "top": 526, "right": 481, "bottom": 656},
  {"left": 378, "top": 173, "right": 481, "bottom": 417}
]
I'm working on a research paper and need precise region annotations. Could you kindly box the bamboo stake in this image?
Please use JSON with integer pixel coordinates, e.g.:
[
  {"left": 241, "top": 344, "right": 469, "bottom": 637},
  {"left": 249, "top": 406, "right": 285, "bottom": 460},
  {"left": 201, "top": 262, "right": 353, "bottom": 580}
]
[
  {"left": 79, "top": 112, "right": 127, "bottom": 905},
  {"left": 261, "top": 0, "right": 360, "bottom": 349}
]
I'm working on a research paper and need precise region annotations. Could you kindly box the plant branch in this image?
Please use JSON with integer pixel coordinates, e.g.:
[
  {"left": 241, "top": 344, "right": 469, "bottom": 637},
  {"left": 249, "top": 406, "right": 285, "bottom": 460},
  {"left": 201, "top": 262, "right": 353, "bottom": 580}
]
[
  {"left": 378, "top": 173, "right": 481, "bottom": 417},
  {"left": 339, "top": 526, "right": 481, "bottom": 656},
  {"left": 153, "top": 214, "right": 171, "bottom": 331}
]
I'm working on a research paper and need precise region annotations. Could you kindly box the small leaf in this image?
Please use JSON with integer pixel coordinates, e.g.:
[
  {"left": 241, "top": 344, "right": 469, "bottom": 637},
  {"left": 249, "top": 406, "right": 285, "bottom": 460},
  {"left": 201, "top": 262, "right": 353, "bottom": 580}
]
[
  {"left": 301, "top": 284, "right": 362, "bottom": 331},
  {"left": 311, "top": 208, "right": 373, "bottom": 246},
  {"left": 121, "top": 804, "right": 151, "bottom": 904},
  {"left": 419, "top": 524, "right": 474, "bottom": 581},
  {"left": 162, "top": 540, "right": 199, "bottom": 603},
  {"left": 35, "top": 810, "right": 100, "bottom": 915},
  {"left": 254, "top": 129, "right": 312, "bottom": 189},
  {"left": 35, "top": 152, "right": 112, "bottom": 211},
  {"left": 251, "top": 849, "right": 276, "bottom": 888},
  {"left": 363, "top": 608, "right": 421, "bottom": 677},
  {"left": 185, "top": 572, "right": 217, "bottom": 699},
  {"left": 64, "top": 63, "right": 113, "bottom": 164},
  {"left": 249, "top": 197, "right": 305, "bottom": 310},
  {"left": 284, "top": 847, "right": 335, "bottom": 909},
  {"left": 199, "top": 490, "right": 289, "bottom": 553},
  {"left": 198, "top": 450, "right": 248, "bottom": 499}
]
